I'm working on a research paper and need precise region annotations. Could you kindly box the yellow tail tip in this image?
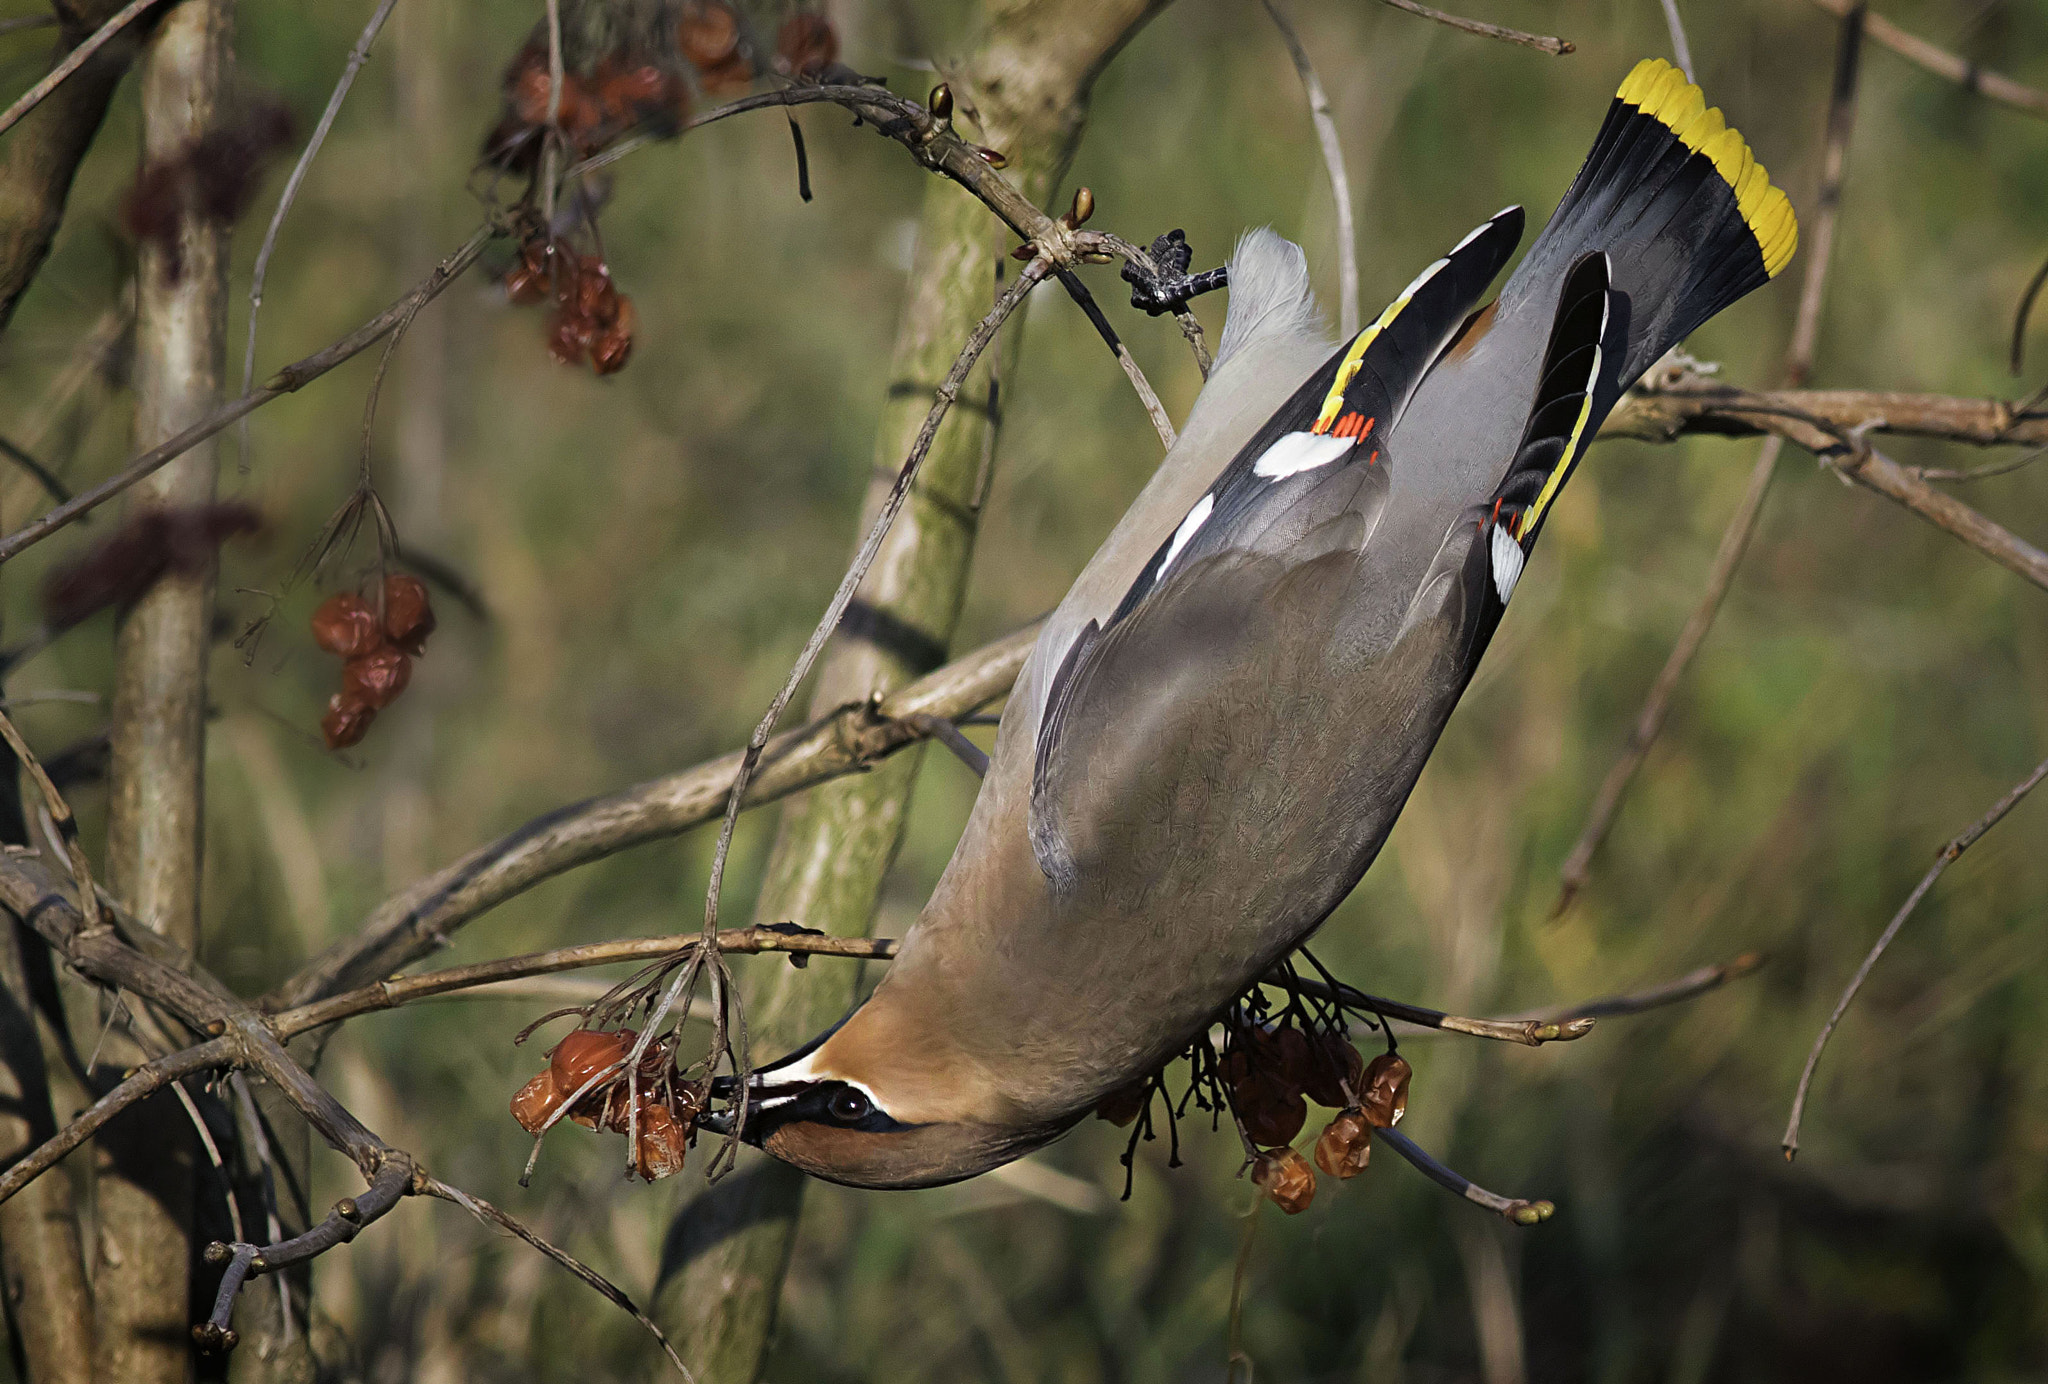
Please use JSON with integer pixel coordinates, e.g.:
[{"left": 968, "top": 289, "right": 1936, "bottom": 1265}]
[{"left": 1616, "top": 58, "right": 1798, "bottom": 278}]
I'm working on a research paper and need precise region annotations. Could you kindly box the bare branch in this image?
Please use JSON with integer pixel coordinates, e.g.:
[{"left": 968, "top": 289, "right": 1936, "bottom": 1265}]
[
  {"left": 1369, "top": 0, "right": 1572, "bottom": 57},
  {"left": 1782, "top": 752, "right": 2048, "bottom": 1159},
  {"left": 1260, "top": 0, "right": 1357, "bottom": 335},
  {"left": 1805, "top": 0, "right": 2048, "bottom": 119},
  {"left": 1374, "top": 1125, "right": 1554, "bottom": 1224},
  {"left": 0, "top": 222, "right": 496, "bottom": 565},
  {"left": 1658, "top": 0, "right": 1694, "bottom": 81},
  {"left": 270, "top": 622, "right": 1036, "bottom": 1008},
  {"left": 239, "top": 0, "right": 403, "bottom": 455},
  {"left": 420, "top": 1175, "right": 693, "bottom": 1379},
  {"left": 1557, "top": 8, "right": 1866, "bottom": 914}
]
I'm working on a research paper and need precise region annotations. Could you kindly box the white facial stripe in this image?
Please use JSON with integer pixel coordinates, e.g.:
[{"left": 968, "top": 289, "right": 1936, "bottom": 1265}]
[
  {"left": 1159, "top": 492, "right": 1215, "bottom": 576},
  {"left": 754, "top": 1049, "right": 888, "bottom": 1110},
  {"left": 1253, "top": 430, "right": 1353, "bottom": 479},
  {"left": 1490, "top": 523, "right": 1526, "bottom": 604}
]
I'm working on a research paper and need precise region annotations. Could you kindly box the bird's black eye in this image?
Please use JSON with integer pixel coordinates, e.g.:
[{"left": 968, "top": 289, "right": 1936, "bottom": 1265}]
[{"left": 826, "top": 1086, "right": 871, "bottom": 1124}]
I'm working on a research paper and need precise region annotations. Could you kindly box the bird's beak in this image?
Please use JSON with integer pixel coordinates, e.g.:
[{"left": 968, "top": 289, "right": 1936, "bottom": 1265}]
[{"left": 695, "top": 1071, "right": 760, "bottom": 1140}]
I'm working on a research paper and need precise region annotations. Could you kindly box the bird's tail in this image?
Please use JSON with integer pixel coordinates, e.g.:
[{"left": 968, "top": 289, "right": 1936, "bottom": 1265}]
[{"left": 1508, "top": 58, "right": 1797, "bottom": 387}]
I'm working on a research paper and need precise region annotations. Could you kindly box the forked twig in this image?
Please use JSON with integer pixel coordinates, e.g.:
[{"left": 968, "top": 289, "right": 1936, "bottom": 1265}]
[
  {"left": 1804, "top": 0, "right": 2048, "bottom": 119},
  {"left": 1782, "top": 752, "right": 2048, "bottom": 1159}
]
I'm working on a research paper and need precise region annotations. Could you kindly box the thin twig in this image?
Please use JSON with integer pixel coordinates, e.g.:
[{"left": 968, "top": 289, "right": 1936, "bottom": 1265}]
[
  {"left": 420, "top": 1175, "right": 694, "bottom": 1380},
  {"left": 1289, "top": 973, "right": 1595, "bottom": 1046},
  {"left": 0, "top": 435, "right": 72, "bottom": 506},
  {"left": 0, "top": 222, "right": 496, "bottom": 565},
  {"left": 1658, "top": 0, "right": 1694, "bottom": 82},
  {"left": 239, "top": 0, "right": 403, "bottom": 467},
  {"left": 1554, "top": 6, "right": 1864, "bottom": 916},
  {"left": 0, "top": 0, "right": 163, "bottom": 139},
  {"left": 0, "top": 1036, "right": 236, "bottom": 1208},
  {"left": 1804, "top": 0, "right": 2048, "bottom": 119},
  {"left": 1260, "top": 0, "right": 1358, "bottom": 336},
  {"left": 1908, "top": 446, "right": 2046, "bottom": 484},
  {"left": 1054, "top": 268, "right": 1176, "bottom": 448},
  {"left": 1374, "top": 1125, "right": 1555, "bottom": 1224},
  {"left": 623, "top": 256, "right": 1051, "bottom": 1165},
  {"left": 2010, "top": 248, "right": 2048, "bottom": 376},
  {"left": 541, "top": 0, "right": 564, "bottom": 227},
  {"left": 1782, "top": 751, "right": 2048, "bottom": 1159},
  {"left": 1369, "top": 0, "right": 1572, "bottom": 56},
  {"left": 0, "top": 707, "right": 102, "bottom": 939}
]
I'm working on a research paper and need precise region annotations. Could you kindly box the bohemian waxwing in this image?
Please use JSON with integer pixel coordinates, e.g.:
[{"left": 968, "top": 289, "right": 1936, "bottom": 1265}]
[{"left": 716, "top": 60, "right": 1797, "bottom": 1188}]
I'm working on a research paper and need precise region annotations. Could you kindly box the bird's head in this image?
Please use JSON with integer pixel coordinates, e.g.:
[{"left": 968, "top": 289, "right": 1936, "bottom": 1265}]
[{"left": 700, "top": 996, "right": 1070, "bottom": 1190}]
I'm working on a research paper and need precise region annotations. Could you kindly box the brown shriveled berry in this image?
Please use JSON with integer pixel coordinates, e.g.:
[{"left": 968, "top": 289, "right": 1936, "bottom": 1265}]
[
  {"left": 1094, "top": 1077, "right": 1150, "bottom": 1127},
  {"left": 321, "top": 692, "right": 377, "bottom": 750},
  {"left": 511, "top": 1069, "right": 565, "bottom": 1134},
  {"left": 1271, "top": 1025, "right": 1315, "bottom": 1088},
  {"left": 382, "top": 573, "right": 436, "bottom": 654},
  {"left": 1251, "top": 1146, "right": 1316, "bottom": 1214},
  {"left": 551, "top": 1028, "right": 635, "bottom": 1100},
  {"left": 342, "top": 646, "right": 412, "bottom": 711},
  {"left": 1233, "top": 1073, "right": 1307, "bottom": 1147},
  {"left": 598, "top": 63, "right": 686, "bottom": 127},
  {"left": 1359, "top": 1052, "right": 1411, "bottom": 1129},
  {"left": 776, "top": 11, "right": 838, "bottom": 79},
  {"left": 677, "top": 2, "right": 740, "bottom": 68},
  {"left": 573, "top": 256, "right": 618, "bottom": 323},
  {"left": 589, "top": 297, "right": 636, "bottom": 375},
  {"left": 504, "top": 240, "right": 553, "bottom": 305},
  {"left": 633, "top": 1100, "right": 688, "bottom": 1180},
  {"left": 547, "top": 306, "right": 593, "bottom": 366},
  {"left": 1313, "top": 1109, "right": 1371, "bottom": 1180},
  {"left": 310, "top": 593, "right": 382, "bottom": 658},
  {"left": 1303, "top": 1031, "right": 1365, "bottom": 1108}
]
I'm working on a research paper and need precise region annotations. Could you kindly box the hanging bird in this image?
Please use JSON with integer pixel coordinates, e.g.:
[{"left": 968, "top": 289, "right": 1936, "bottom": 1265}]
[{"left": 709, "top": 59, "right": 1796, "bottom": 1188}]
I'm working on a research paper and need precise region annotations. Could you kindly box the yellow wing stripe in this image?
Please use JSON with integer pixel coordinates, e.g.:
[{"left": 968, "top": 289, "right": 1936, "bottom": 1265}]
[
  {"left": 1512, "top": 347, "right": 1602, "bottom": 542},
  {"left": 1615, "top": 57, "right": 1798, "bottom": 279},
  {"left": 1309, "top": 259, "right": 1446, "bottom": 433}
]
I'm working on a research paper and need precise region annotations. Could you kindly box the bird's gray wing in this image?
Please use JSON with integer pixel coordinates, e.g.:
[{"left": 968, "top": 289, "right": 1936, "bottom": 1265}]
[{"left": 1029, "top": 209, "right": 1526, "bottom": 889}]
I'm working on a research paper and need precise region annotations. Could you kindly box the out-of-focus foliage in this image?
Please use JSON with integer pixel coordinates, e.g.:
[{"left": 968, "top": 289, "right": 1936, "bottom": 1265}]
[{"left": 2, "top": 0, "right": 2046, "bottom": 1378}]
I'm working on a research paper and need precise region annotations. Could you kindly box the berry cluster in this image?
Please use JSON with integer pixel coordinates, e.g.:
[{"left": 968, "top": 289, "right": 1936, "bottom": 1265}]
[
  {"left": 1097, "top": 1014, "right": 1412, "bottom": 1215},
  {"left": 310, "top": 574, "right": 436, "bottom": 750},
  {"left": 510, "top": 1028, "right": 698, "bottom": 1181},
  {"left": 504, "top": 241, "right": 636, "bottom": 375}
]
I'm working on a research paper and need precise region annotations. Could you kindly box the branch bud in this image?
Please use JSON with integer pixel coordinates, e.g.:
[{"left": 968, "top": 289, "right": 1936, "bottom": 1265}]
[
  {"left": 1067, "top": 186, "right": 1094, "bottom": 227},
  {"left": 928, "top": 83, "right": 953, "bottom": 122}
]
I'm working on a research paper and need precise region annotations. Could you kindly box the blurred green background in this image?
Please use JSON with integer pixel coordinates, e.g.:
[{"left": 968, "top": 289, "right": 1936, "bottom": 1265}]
[{"left": 4, "top": 0, "right": 2048, "bottom": 1377}]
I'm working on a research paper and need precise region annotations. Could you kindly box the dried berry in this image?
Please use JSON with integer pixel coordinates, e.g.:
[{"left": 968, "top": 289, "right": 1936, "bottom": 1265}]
[
  {"left": 589, "top": 297, "right": 636, "bottom": 375},
  {"left": 1233, "top": 1073, "right": 1306, "bottom": 1146},
  {"left": 551, "top": 1028, "right": 635, "bottom": 1101},
  {"left": 503, "top": 239, "right": 555, "bottom": 305},
  {"left": 1251, "top": 1146, "right": 1316, "bottom": 1214},
  {"left": 511, "top": 1069, "right": 565, "bottom": 1134},
  {"left": 1094, "top": 1077, "right": 1150, "bottom": 1127},
  {"left": 775, "top": 11, "right": 838, "bottom": 79},
  {"left": 1359, "top": 1052, "right": 1411, "bottom": 1129},
  {"left": 547, "top": 305, "right": 594, "bottom": 366},
  {"left": 342, "top": 646, "right": 412, "bottom": 711},
  {"left": 1313, "top": 1109, "right": 1371, "bottom": 1180},
  {"left": 597, "top": 62, "right": 686, "bottom": 130},
  {"left": 633, "top": 1100, "right": 688, "bottom": 1180},
  {"left": 321, "top": 692, "right": 377, "bottom": 750},
  {"left": 382, "top": 573, "right": 436, "bottom": 654},
  {"left": 310, "top": 593, "right": 382, "bottom": 658},
  {"left": 1302, "top": 1031, "right": 1365, "bottom": 1108},
  {"left": 678, "top": 3, "right": 751, "bottom": 91}
]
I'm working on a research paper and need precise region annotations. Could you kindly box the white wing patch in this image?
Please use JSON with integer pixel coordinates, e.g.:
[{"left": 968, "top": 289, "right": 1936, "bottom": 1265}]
[
  {"left": 1490, "top": 523, "right": 1526, "bottom": 605},
  {"left": 1252, "top": 430, "right": 1353, "bottom": 479},
  {"left": 1159, "top": 492, "right": 1215, "bottom": 577}
]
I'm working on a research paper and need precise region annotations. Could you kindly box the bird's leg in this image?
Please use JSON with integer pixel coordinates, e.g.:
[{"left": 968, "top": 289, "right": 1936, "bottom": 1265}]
[{"left": 1119, "top": 229, "right": 1230, "bottom": 316}]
